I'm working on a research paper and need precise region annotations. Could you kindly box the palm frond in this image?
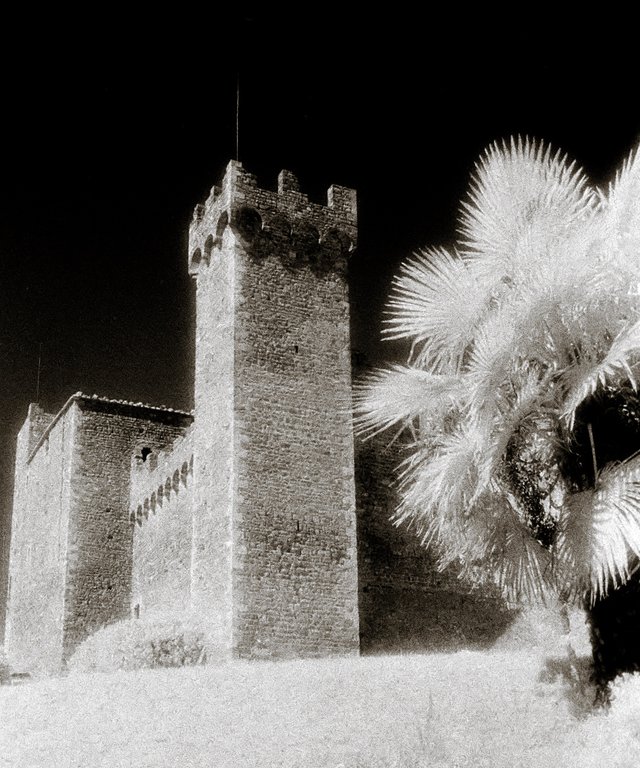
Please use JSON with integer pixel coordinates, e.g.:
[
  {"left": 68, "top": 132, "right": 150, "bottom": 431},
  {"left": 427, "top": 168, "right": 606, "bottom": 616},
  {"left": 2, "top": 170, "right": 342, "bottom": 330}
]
[
  {"left": 512, "top": 210, "right": 638, "bottom": 362},
  {"left": 383, "top": 247, "right": 488, "bottom": 372},
  {"left": 554, "top": 455, "right": 640, "bottom": 602},
  {"left": 425, "top": 488, "right": 553, "bottom": 603},
  {"left": 483, "top": 496, "right": 554, "bottom": 602},
  {"left": 602, "top": 146, "right": 640, "bottom": 248},
  {"left": 459, "top": 136, "right": 597, "bottom": 277},
  {"left": 395, "top": 415, "right": 555, "bottom": 603},
  {"left": 395, "top": 422, "right": 488, "bottom": 535},
  {"left": 562, "top": 319, "right": 640, "bottom": 428},
  {"left": 464, "top": 310, "right": 521, "bottom": 419},
  {"left": 462, "top": 278, "right": 581, "bottom": 422},
  {"left": 485, "top": 365, "right": 559, "bottom": 474},
  {"left": 361, "top": 135, "right": 640, "bottom": 611},
  {"left": 353, "top": 365, "right": 465, "bottom": 437}
]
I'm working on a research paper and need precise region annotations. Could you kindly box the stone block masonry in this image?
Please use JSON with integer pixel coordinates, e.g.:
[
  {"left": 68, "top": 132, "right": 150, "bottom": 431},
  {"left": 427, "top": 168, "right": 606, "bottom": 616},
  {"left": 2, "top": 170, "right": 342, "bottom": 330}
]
[
  {"left": 131, "top": 427, "right": 195, "bottom": 619},
  {"left": 5, "top": 394, "right": 192, "bottom": 672},
  {"left": 6, "top": 159, "right": 517, "bottom": 674},
  {"left": 5, "top": 404, "right": 73, "bottom": 674},
  {"left": 63, "top": 397, "right": 192, "bottom": 661},
  {"left": 189, "top": 161, "right": 359, "bottom": 657}
]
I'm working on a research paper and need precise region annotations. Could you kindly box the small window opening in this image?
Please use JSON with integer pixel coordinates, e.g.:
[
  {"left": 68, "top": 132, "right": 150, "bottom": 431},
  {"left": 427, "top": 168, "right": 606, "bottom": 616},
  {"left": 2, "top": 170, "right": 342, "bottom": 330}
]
[
  {"left": 133, "top": 604, "right": 140, "bottom": 619},
  {"left": 136, "top": 447, "right": 152, "bottom": 463},
  {"left": 294, "top": 344, "right": 299, "bottom": 354},
  {"left": 204, "top": 234, "right": 214, "bottom": 266}
]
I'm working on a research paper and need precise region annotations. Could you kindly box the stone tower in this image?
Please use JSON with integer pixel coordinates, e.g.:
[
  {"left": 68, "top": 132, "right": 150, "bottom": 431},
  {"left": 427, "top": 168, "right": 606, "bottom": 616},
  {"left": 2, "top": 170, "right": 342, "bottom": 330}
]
[
  {"left": 188, "top": 161, "right": 359, "bottom": 657},
  {"left": 5, "top": 396, "right": 192, "bottom": 674}
]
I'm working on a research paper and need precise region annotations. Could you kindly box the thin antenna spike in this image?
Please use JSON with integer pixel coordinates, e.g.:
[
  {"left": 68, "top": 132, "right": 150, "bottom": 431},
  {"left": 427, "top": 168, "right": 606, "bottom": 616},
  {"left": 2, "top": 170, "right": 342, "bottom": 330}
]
[
  {"left": 236, "top": 73, "right": 240, "bottom": 161},
  {"left": 35, "top": 342, "right": 43, "bottom": 403}
]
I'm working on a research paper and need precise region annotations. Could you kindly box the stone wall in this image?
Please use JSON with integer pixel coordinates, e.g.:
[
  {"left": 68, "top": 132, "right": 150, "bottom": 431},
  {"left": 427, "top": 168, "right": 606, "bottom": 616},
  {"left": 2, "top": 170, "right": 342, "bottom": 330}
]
[
  {"left": 131, "top": 427, "right": 194, "bottom": 618},
  {"left": 6, "top": 396, "right": 193, "bottom": 672},
  {"left": 189, "top": 162, "right": 359, "bottom": 657},
  {"left": 232, "top": 250, "right": 358, "bottom": 657},
  {"left": 6, "top": 159, "right": 524, "bottom": 672},
  {"left": 5, "top": 404, "right": 74, "bottom": 674},
  {"left": 355, "top": 431, "right": 516, "bottom": 653},
  {"left": 189, "top": 221, "right": 237, "bottom": 649},
  {"left": 62, "top": 397, "right": 193, "bottom": 661}
]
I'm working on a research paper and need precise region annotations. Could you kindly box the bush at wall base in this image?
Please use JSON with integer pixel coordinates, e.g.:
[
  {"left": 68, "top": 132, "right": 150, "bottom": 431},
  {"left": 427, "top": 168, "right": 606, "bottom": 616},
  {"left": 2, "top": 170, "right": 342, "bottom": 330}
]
[{"left": 67, "top": 614, "right": 223, "bottom": 673}]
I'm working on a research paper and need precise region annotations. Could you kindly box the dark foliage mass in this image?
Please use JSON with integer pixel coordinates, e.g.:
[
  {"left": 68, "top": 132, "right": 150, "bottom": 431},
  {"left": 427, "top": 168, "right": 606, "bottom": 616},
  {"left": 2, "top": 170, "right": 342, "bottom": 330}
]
[{"left": 567, "top": 388, "right": 640, "bottom": 699}]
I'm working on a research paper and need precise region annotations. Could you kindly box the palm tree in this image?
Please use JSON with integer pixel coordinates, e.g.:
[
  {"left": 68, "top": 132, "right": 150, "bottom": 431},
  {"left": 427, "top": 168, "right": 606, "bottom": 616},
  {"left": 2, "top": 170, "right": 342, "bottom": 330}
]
[{"left": 356, "top": 137, "right": 640, "bottom": 700}]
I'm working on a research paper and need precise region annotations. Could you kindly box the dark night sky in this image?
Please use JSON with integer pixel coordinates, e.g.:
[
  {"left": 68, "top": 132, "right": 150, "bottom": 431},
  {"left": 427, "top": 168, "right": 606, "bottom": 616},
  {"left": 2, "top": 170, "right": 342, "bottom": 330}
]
[{"left": 1, "top": 12, "right": 638, "bottom": 630}]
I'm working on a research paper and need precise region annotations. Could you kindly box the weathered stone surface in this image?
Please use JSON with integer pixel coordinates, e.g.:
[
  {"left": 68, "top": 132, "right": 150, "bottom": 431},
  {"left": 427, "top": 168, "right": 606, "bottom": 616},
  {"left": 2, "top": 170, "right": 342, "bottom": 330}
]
[
  {"left": 190, "top": 162, "right": 359, "bottom": 657},
  {"left": 131, "top": 427, "right": 194, "bottom": 618},
  {"left": 6, "top": 161, "right": 515, "bottom": 674},
  {"left": 5, "top": 404, "right": 73, "bottom": 674},
  {"left": 6, "top": 396, "right": 192, "bottom": 672}
]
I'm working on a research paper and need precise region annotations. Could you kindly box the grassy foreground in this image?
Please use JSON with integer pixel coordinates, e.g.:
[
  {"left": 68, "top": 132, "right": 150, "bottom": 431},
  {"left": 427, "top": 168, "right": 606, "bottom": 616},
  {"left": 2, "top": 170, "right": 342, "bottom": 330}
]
[{"left": 2, "top": 646, "right": 640, "bottom": 768}]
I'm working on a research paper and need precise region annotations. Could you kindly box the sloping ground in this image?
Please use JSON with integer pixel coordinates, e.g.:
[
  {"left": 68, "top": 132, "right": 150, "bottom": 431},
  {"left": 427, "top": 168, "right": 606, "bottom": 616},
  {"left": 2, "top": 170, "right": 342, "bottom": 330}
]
[{"left": 2, "top": 649, "right": 640, "bottom": 768}]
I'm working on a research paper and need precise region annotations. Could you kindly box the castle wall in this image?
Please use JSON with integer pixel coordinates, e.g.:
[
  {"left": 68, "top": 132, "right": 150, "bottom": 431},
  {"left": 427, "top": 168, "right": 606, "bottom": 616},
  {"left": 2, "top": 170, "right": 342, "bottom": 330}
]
[
  {"left": 6, "top": 159, "right": 522, "bottom": 673},
  {"left": 62, "top": 398, "right": 192, "bottom": 662},
  {"left": 355, "top": 433, "right": 516, "bottom": 653},
  {"left": 131, "top": 428, "right": 194, "bottom": 618},
  {"left": 5, "top": 405, "right": 74, "bottom": 674},
  {"left": 189, "top": 162, "right": 360, "bottom": 657},
  {"left": 190, "top": 224, "right": 237, "bottom": 649},
  {"left": 232, "top": 248, "right": 358, "bottom": 657}
]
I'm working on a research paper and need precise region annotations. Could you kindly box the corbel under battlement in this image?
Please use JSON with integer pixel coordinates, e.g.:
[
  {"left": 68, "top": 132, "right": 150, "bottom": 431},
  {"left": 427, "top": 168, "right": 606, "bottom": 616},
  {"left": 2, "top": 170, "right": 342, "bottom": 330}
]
[{"left": 188, "top": 161, "right": 357, "bottom": 276}]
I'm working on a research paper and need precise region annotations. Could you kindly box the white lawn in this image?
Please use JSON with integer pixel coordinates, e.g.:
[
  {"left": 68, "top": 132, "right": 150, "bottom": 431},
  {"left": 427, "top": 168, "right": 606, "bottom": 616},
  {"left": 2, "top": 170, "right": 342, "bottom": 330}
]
[{"left": 2, "top": 646, "right": 640, "bottom": 767}]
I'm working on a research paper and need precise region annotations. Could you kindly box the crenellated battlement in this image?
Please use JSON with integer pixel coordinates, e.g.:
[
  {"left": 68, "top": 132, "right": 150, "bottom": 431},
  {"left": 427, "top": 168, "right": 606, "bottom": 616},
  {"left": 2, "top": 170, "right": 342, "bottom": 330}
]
[
  {"left": 188, "top": 160, "right": 357, "bottom": 276},
  {"left": 129, "top": 425, "right": 195, "bottom": 526}
]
